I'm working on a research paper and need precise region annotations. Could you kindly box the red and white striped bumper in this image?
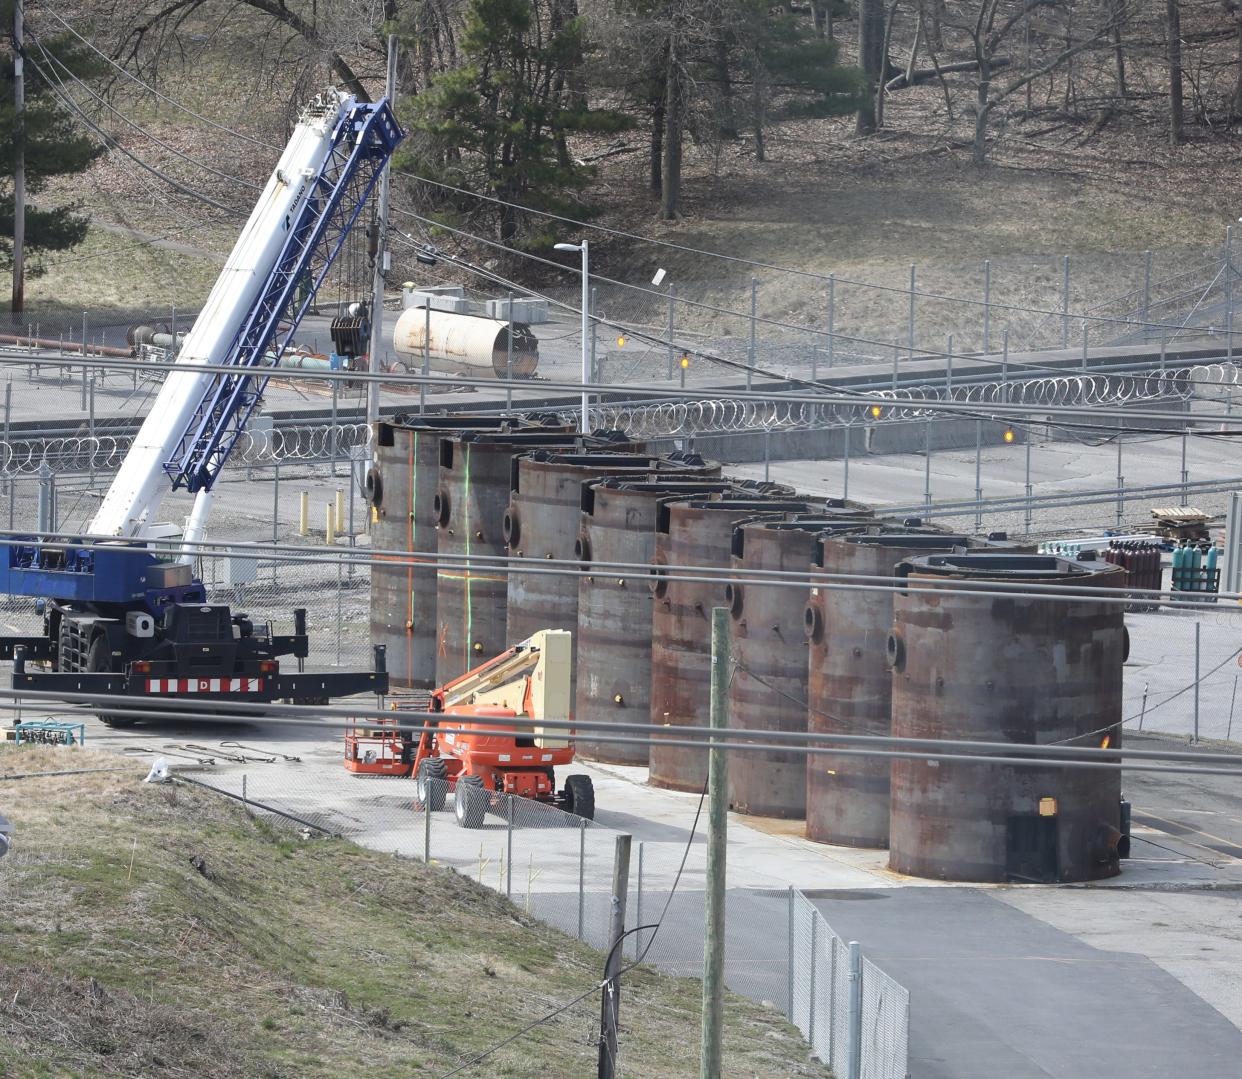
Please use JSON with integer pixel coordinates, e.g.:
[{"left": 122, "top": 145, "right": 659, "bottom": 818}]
[{"left": 145, "top": 677, "right": 265, "bottom": 694}]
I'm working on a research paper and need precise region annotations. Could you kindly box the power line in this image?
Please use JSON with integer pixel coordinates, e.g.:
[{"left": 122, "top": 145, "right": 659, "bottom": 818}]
[
  {"left": 396, "top": 169, "right": 1239, "bottom": 334},
  {"left": 390, "top": 221, "right": 1242, "bottom": 406},
  {"left": 23, "top": 51, "right": 245, "bottom": 217},
  {"left": 41, "top": 8, "right": 272, "bottom": 148},
  {"left": 7, "top": 686, "right": 1240, "bottom": 775},
  {"left": 433, "top": 784, "right": 707, "bottom": 1077},
  {"left": 32, "top": 19, "right": 1236, "bottom": 352},
  {"left": 29, "top": 32, "right": 264, "bottom": 194},
  {"left": 22, "top": 38, "right": 1242, "bottom": 412},
  {"left": 0, "top": 525, "right": 1235, "bottom": 609}
]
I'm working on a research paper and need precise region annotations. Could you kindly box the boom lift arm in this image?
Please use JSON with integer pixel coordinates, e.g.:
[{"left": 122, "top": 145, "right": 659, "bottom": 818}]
[{"left": 345, "top": 631, "right": 595, "bottom": 827}]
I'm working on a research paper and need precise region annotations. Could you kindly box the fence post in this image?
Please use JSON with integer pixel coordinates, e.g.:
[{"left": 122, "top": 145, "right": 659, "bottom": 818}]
[
  {"left": 272, "top": 458, "right": 280, "bottom": 547},
  {"left": 1224, "top": 223, "right": 1237, "bottom": 361},
  {"left": 422, "top": 299, "right": 432, "bottom": 416},
  {"left": 983, "top": 259, "right": 991, "bottom": 353},
  {"left": 747, "top": 277, "right": 757, "bottom": 390},
  {"left": 635, "top": 840, "right": 644, "bottom": 959},
  {"left": 1061, "top": 255, "right": 1071, "bottom": 349},
  {"left": 242, "top": 773, "right": 248, "bottom": 811},
  {"left": 506, "top": 794, "right": 514, "bottom": 898},
  {"left": 923, "top": 420, "right": 932, "bottom": 515},
  {"left": 1116, "top": 428, "right": 1124, "bottom": 528},
  {"left": 590, "top": 286, "right": 598, "bottom": 387},
  {"left": 786, "top": 886, "right": 795, "bottom": 1022},
  {"left": 843, "top": 425, "right": 850, "bottom": 502},
  {"left": 1081, "top": 320, "right": 1089, "bottom": 373},
  {"left": 37, "top": 461, "right": 51, "bottom": 534},
  {"left": 577, "top": 816, "right": 586, "bottom": 941},
  {"left": 423, "top": 792, "right": 431, "bottom": 863},
  {"left": 664, "top": 284, "right": 676, "bottom": 381},
  {"left": 330, "top": 378, "right": 339, "bottom": 476},
  {"left": 1024, "top": 434, "right": 1033, "bottom": 531},
  {"left": 907, "top": 264, "right": 916, "bottom": 360},
  {"left": 826, "top": 273, "right": 835, "bottom": 372},
  {"left": 1181, "top": 427, "right": 1189, "bottom": 507},
  {"left": 847, "top": 941, "right": 863, "bottom": 1079},
  {"left": 807, "top": 915, "right": 818, "bottom": 1046},
  {"left": 1001, "top": 329, "right": 1009, "bottom": 402},
  {"left": 974, "top": 420, "right": 983, "bottom": 531},
  {"left": 891, "top": 339, "right": 899, "bottom": 391},
  {"left": 1193, "top": 621, "right": 1201, "bottom": 745},
  {"left": 946, "top": 335, "right": 953, "bottom": 394},
  {"left": 1142, "top": 249, "right": 1153, "bottom": 329}
]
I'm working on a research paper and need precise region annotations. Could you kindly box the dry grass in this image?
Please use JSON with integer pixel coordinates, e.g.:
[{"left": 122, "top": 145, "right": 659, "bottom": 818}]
[{"left": 0, "top": 746, "right": 828, "bottom": 1078}]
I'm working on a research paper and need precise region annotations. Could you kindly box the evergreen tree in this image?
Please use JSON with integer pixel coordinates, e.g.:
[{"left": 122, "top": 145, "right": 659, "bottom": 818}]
[
  {"left": 398, "top": 0, "right": 629, "bottom": 246},
  {"left": 1, "top": 7, "right": 104, "bottom": 284},
  {"left": 735, "top": 1, "right": 867, "bottom": 160}
]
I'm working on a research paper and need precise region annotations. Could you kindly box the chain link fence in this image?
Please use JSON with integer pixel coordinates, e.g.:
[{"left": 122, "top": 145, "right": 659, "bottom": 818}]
[{"left": 176, "top": 762, "right": 910, "bottom": 1078}]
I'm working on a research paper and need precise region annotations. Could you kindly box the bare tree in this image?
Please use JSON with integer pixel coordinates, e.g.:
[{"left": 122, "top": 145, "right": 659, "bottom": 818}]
[
  {"left": 113, "top": 0, "right": 388, "bottom": 103},
  {"left": 857, "top": 0, "right": 886, "bottom": 133},
  {"left": 932, "top": 0, "right": 1133, "bottom": 164}
]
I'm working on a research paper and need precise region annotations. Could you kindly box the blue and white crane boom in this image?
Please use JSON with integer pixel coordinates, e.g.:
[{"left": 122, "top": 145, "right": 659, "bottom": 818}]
[{"left": 0, "top": 90, "right": 400, "bottom": 717}]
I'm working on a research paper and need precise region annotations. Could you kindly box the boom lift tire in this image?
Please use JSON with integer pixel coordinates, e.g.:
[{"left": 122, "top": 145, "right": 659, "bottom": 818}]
[
  {"left": 89, "top": 637, "right": 135, "bottom": 729},
  {"left": 562, "top": 774, "right": 595, "bottom": 821},
  {"left": 454, "top": 775, "right": 488, "bottom": 829},
  {"left": 415, "top": 757, "right": 447, "bottom": 811}
]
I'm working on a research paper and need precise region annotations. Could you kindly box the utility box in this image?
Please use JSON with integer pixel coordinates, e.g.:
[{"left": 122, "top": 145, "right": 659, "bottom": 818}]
[
  {"left": 485, "top": 296, "right": 549, "bottom": 324},
  {"left": 402, "top": 284, "right": 466, "bottom": 311},
  {"left": 223, "top": 544, "right": 260, "bottom": 586}
]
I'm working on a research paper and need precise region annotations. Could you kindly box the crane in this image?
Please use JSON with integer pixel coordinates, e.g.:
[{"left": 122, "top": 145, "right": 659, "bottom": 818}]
[{"left": 0, "top": 89, "right": 399, "bottom": 721}]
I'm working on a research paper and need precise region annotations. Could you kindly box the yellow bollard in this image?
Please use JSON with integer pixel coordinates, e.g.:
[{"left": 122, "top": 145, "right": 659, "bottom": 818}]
[
  {"left": 298, "top": 491, "right": 309, "bottom": 536},
  {"left": 325, "top": 502, "right": 335, "bottom": 545},
  {"left": 335, "top": 489, "right": 345, "bottom": 537}
]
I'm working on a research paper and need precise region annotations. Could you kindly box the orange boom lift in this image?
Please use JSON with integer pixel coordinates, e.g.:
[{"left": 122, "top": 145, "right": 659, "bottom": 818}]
[{"left": 344, "top": 630, "right": 594, "bottom": 828}]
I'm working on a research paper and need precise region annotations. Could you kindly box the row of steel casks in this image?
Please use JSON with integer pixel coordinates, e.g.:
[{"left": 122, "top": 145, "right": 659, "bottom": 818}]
[{"left": 368, "top": 416, "right": 1128, "bottom": 883}]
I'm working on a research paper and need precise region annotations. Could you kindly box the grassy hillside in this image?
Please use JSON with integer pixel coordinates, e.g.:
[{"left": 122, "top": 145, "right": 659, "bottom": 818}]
[{"left": 0, "top": 746, "right": 827, "bottom": 1078}]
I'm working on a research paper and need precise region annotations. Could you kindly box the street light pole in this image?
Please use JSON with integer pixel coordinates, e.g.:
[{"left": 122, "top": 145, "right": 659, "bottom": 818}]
[{"left": 555, "top": 240, "right": 590, "bottom": 434}]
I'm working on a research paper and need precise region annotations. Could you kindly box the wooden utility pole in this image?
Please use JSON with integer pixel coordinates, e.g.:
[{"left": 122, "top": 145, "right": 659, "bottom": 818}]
[
  {"left": 700, "top": 606, "right": 729, "bottom": 1079},
  {"left": 11, "top": 0, "right": 25, "bottom": 314},
  {"left": 1167, "top": 0, "right": 1184, "bottom": 145},
  {"left": 598, "top": 833, "right": 632, "bottom": 1079},
  {"left": 366, "top": 33, "right": 398, "bottom": 427}
]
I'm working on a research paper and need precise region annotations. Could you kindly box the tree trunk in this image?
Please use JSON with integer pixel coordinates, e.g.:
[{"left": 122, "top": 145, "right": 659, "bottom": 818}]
[
  {"left": 973, "top": 58, "right": 990, "bottom": 165},
  {"left": 650, "top": 42, "right": 668, "bottom": 195},
  {"left": 876, "top": 1, "right": 898, "bottom": 130},
  {"left": 1110, "top": 0, "right": 1127, "bottom": 98},
  {"left": 715, "top": 36, "right": 738, "bottom": 139},
  {"left": 1233, "top": 17, "right": 1242, "bottom": 117},
  {"left": 661, "top": 44, "right": 683, "bottom": 220},
  {"left": 926, "top": 0, "right": 943, "bottom": 50},
  {"left": 811, "top": 0, "right": 827, "bottom": 39},
  {"left": 753, "top": 71, "right": 765, "bottom": 161},
  {"left": 856, "top": 0, "right": 885, "bottom": 134},
  {"left": 1168, "top": 0, "right": 1184, "bottom": 144}
]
